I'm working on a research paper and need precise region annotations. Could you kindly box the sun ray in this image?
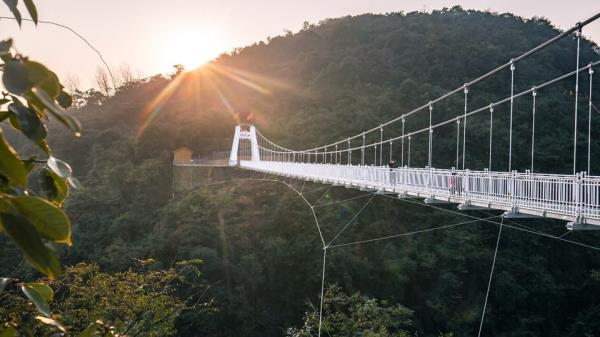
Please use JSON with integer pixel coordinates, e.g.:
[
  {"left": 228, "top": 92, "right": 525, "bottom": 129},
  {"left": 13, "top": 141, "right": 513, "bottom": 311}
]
[
  {"left": 137, "top": 73, "right": 185, "bottom": 138},
  {"left": 205, "top": 63, "right": 272, "bottom": 96},
  {"left": 217, "top": 64, "right": 308, "bottom": 96},
  {"left": 205, "top": 71, "right": 236, "bottom": 115}
]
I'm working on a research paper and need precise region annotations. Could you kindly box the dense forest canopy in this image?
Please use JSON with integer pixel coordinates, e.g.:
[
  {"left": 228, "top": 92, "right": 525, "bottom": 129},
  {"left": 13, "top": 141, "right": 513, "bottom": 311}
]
[{"left": 3, "top": 6, "right": 600, "bottom": 337}]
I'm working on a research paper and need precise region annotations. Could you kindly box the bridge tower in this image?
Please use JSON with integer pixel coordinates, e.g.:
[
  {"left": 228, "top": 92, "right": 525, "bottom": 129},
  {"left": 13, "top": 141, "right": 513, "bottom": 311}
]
[{"left": 229, "top": 124, "right": 260, "bottom": 166}]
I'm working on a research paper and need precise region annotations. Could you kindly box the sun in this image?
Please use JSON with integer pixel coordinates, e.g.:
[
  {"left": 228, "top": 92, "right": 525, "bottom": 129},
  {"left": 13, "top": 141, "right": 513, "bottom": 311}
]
[{"left": 163, "top": 28, "right": 225, "bottom": 71}]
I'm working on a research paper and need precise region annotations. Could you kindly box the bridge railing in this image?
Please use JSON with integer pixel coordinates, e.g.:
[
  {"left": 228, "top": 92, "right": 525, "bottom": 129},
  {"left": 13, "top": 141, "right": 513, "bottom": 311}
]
[
  {"left": 239, "top": 161, "right": 600, "bottom": 223},
  {"left": 582, "top": 175, "right": 600, "bottom": 219}
]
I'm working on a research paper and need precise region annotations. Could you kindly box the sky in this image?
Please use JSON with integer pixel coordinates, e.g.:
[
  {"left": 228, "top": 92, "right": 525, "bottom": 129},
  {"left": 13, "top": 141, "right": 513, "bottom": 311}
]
[{"left": 1, "top": 0, "right": 599, "bottom": 89}]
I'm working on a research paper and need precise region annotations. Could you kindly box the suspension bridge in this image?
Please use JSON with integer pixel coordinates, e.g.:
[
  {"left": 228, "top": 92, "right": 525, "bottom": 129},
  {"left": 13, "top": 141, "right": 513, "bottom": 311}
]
[
  {"left": 178, "top": 12, "right": 600, "bottom": 231},
  {"left": 174, "top": 12, "right": 600, "bottom": 337}
]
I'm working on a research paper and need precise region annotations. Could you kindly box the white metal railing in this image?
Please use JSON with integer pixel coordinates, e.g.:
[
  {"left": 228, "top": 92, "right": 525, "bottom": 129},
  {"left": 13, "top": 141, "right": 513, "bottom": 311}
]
[{"left": 240, "top": 160, "right": 600, "bottom": 224}]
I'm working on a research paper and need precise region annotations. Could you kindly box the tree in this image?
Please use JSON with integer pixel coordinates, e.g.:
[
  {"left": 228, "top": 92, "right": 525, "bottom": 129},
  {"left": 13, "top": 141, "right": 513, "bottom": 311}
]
[
  {"left": 118, "top": 63, "right": 136, "bottom": 86},
  {"left": 172, "top": 64, "right": 186, "bottom": 78},
  {"left": 64, "top": 73, "right": 82, "bottom": 94},
  {"left": 94, "top": 66, "right": 112, "bottom": 96},
  {"left": 287, "top": 284, "right": 418, "bottom": 337},
  {"left": 0, "top": 260, "right": 214, "bottom": 336}
]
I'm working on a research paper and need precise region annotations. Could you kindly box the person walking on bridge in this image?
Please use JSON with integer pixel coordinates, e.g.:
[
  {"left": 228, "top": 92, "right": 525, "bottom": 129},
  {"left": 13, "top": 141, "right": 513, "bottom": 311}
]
[
  {"left": 388, "top": 160, "right": 397, "bottom": 187},
  {"left": 449, "top": 171, "right": 458, "bottom": 195}
]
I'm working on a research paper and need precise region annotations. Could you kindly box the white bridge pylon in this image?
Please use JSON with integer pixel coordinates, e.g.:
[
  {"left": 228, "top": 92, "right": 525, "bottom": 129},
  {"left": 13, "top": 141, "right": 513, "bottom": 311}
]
[{"left": 229, "top": 124, "right": 260, "bottom": 165}]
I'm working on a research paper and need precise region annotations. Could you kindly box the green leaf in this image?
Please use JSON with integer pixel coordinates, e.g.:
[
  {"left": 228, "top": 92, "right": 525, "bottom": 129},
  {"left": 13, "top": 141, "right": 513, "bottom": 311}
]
[
  {"left": 21, "top": 283, "right": 52, "bottom": 316},
  {"left": 22, "top": 0, "right": 37, "bottom": 24},
  {"left": 2, "top": 0, "right": 21, "bottom": 26},
  {"left": 31, "top": 87, "right": 82, "bottom": 136},
  {"left": 8, "top": 101, "right": 47, "bottom": 143},
  {"left": 57, "top": 90, "right": 73, "bottom": 109},
  {"left": 1, "top": 212, "right": 61, "bottom": 278},
  {"left": 0, "top": 110, "right": 9, "bottom": 122},
  {"left": 36, "top": 138, "right": 50, "bottom": 154},
  {"left": 24, "top": 282, "right": 53, "bottom": 301},
  {"left": 0, "top": 326, "right": 17, "bottom": 337},
  {"left": 36, "top": 316, "right": 66, "bottom": 332},
  {"left": 78, "top": 322, "right": 101, "bottom": 337},
  {"left": 0, "top": 39, "right": 12, "bottom": 55},
  {"left": 67, "top": 176, "right": 82, "bottom": 189},
  {"left": 2, "top": 61, "right": 29, "bottom": 95},
  {"left": 38, "top": 168, "right": 69, "bottom": 205},
  {"left": 24, "top": 61, "right": 60, "bottom": 98},
  {"left": 47, "top": 156, "right": 72, "bottom": 178},
  {"left": 11, "top": 196, "right": 71, "bottom": 245},
  {"left": 0, "top": 129, "right": 27, "bottom": 186}
]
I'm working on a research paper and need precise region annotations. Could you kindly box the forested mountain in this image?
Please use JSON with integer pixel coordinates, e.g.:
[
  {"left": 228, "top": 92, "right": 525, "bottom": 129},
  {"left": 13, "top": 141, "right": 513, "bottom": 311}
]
[{"left": 3, "top": 6, "right": 600, "bottom": 337}]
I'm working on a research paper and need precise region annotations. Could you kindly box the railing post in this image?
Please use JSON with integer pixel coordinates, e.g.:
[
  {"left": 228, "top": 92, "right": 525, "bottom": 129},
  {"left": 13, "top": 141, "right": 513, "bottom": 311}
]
[
  {"left": 510, "top": 170, "right": 516, "bottom": 209},
  {"left": 427, "top": 166, "right": 433, "bottom": 197},
  {"left": 485, "top": 168, "right": 490, "bottom": 201},
  {"left": 361, "top": 133, "right": 365, "bottom": 166},
  {"left": 335, "top": 145, "right": 338, "bottom": 165},
  {"left": 347, "top": 139, "right": 351, "bottom": 166},
  {"left": 525, "top": 169, "right": 530, "bottom": 206},
  {"left": 575, "top": 172, "right": 582, "bottom": 222},
  {"left": 465, "top": 169, "right": 470, "bottom": 200}
]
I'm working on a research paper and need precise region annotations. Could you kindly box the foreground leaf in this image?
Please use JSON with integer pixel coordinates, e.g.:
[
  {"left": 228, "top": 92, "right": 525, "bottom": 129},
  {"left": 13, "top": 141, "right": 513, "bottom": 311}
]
[
  {"left": 57, "top": 90, "right": 73, "bottom": 109},
  {"left": 0, "top": 129, "right": 27, "bottom": 186},
  {"left": 8, "top": 101, "right": 47, "bottom": 143},
  {"left": 23, "top": 0, "right": 37, "bottom": 24},
  {"left": 32, "top": 87, "right": 82, "bottom": 136},
  {"left": 38, "top": 168, "right": 69, "bottom": 205},
  {"left": 0, "top": 110, "right": 10, "bottom": 122},
  {"left": 24, "top": 282, "right": 53, "bottom": 301},
  {"left": 21, "top": 283, "right": 52, "bottom": 316},
  {"left": 67, "top": 176, "right": 83, "bottom": 189},
  {"left": 11, "top": 196, "right": 72, "bottom": 244},
  {"left": 36, "top": 316, "right": 66, "bottom": 332},
  {"left": 25, "top": 62, "right": 60, "bottom": 98},
  {"left": 2, "top": 0, "right": 21, "bottom": 26},
  {"left": 0, "top": 326, "right": 17, "bottom": 337},
  {"left": 0, "top": 39, "right": 12, "bottom": 55},
  {"left": 2, "top": 61, "right": 28, "bottom": 95},
  {"left": 78, "top": 322, "right": 102, "bottom": 337},
  {"left": 47, "top": 156, "right": 72, "bottom": 178},
  {"left": 0, "top": 213, "right": 61, "bottom": 278}
]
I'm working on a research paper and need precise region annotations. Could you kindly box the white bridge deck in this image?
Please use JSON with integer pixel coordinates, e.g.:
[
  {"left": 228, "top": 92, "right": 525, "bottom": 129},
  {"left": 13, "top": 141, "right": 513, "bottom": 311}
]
[{"left": 238, "top": 160, "right": 600, "bottom": 228}]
